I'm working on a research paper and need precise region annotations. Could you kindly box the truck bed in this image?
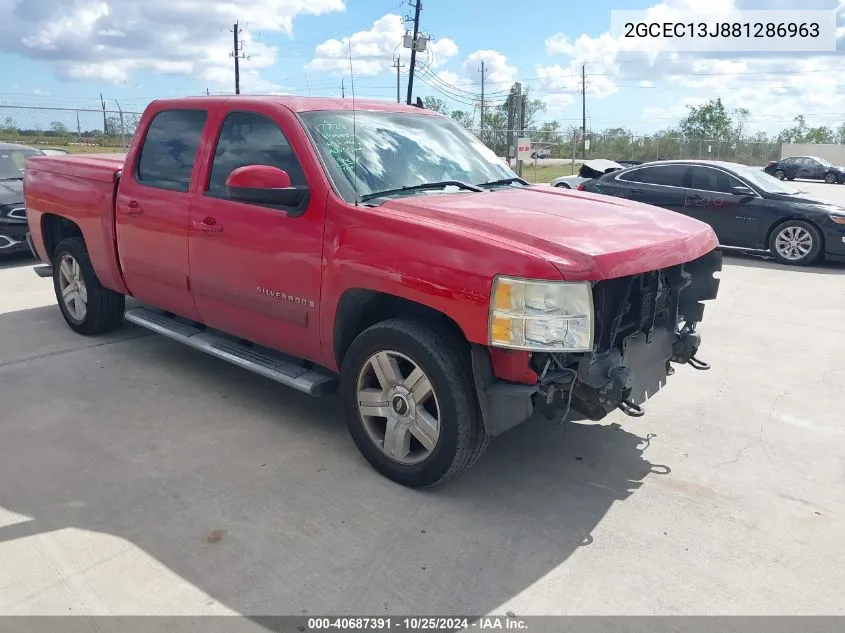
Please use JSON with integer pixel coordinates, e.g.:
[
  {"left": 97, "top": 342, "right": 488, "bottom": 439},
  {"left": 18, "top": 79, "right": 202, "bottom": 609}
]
[
  {"left": 24, "top": 153, "right": 129, "bottom": 295},
  {"left": 27, "top": 153, "right": 126, "bottom": 182}
]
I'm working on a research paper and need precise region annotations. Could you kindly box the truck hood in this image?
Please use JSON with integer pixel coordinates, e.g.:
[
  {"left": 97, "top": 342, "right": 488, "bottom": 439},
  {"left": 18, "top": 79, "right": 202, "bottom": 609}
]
[{"left": 382, "top": 186, "right": 718, "bottom": 280}]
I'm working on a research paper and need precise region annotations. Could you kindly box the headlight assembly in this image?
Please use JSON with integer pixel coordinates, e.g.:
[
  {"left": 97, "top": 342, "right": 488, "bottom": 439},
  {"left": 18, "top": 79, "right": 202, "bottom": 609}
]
[{"left": 489, "top": 276, "right": 594, "bottom": 352}]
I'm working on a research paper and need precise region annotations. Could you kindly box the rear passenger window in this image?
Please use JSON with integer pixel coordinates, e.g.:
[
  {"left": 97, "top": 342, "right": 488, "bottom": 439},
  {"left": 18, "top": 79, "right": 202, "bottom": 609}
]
[
  {"left": 689, "top": 167, "right": 743, "bottom": 193},
  {"left": 136, "top": 109, "right": 208, "bottom": 192},
  {"left": 207, "top": 111, "right": 306, "bottom": 197},
  {"left": 621, "top": 165, "right": 688, "bottom": 187}
]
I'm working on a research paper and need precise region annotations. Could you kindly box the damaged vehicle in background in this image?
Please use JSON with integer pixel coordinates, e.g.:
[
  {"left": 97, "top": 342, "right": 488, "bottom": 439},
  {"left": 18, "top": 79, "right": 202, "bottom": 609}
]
[
  {"left": 23, "top": 96, "right": 721, "bottom": 488},
  {"left": 551, "top": 159, "right": 623, "bottom": 189},
  {"left": 1, "top": 142, "right": 44, "bottom": 256}
]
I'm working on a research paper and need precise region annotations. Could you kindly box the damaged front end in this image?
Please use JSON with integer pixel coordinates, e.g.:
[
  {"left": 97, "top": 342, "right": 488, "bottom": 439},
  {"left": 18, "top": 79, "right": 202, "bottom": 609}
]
[
  {"left": 472, "top": 249, "right": 722, "bottom": 436},
  {"left": 533, "top": 249, "right": 722, "bottom": 422}
]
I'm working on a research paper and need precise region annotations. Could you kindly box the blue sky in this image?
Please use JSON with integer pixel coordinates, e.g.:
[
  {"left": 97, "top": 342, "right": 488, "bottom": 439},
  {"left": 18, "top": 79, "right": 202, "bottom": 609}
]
[{"left": 1, "top": 0, "right": 844, "bottom": 136}]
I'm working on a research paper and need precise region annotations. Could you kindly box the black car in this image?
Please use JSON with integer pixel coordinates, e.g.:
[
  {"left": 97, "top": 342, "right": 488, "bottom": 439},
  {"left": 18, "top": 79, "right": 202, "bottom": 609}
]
[
  {"left": 764, "top": 156, "right": 845, "bottom": 184},
  {"left": 0, "top": 142, "right": 44, "bottom": 256},
  {"left": 580, "top": 159, "right": 845, "bottom": 266},
  {"left": 615, "top": 159, "right": 643, "bottom": 167}
]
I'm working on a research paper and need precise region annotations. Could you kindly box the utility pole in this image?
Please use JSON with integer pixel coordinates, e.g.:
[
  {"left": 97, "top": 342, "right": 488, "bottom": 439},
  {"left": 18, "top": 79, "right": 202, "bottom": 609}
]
[
  {"left": 392, "top": 56, "right": 406, "bottom": 103},
  {"left": 581, "top": 63, "right": 586, "bottom": 160},
  {"left": 341, "top": 79, "right": 345, "bottom": 98},
  {"left": 479, "top": 60, "right": 486, "bottom": 132},
  {"left": 405, "top": 0, "right": 422, "bottom": 105},
  {"left": 100, "top": 93, "right": 107, "bottom": 135},
  {"left": 230, "top": 22, "right": 249, "bottom": 95}
]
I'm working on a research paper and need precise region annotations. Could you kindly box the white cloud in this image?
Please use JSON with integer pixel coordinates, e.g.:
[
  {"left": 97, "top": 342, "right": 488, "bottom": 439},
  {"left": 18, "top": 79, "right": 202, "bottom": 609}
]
[
  {"left": 308, "top": 13, "right": 404, "bottom": 76},
  {"left": 0, "top": 0, "right": 345, "bottom": 87},
  {"left": 428, "top": 38, "right": 458, "bottom": 68},
  {"left": 462, "top": 50, "right": 517, "bottom": 88}
]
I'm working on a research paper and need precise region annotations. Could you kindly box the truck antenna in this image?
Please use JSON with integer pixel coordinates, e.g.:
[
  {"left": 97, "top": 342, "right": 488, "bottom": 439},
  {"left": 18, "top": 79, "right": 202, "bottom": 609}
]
[{"left": 347, "top": 38, "right": 360, "bottom": 205}]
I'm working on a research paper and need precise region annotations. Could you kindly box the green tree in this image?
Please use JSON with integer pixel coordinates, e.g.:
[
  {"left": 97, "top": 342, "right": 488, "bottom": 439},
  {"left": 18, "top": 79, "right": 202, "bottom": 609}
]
[
  {"left": 837, "top": 123, "right": 845, "bottom": 144},
  {"left": 423, "top": 96, "right": 450, "bottom": 115},
  {"left": 50, "top": 121, "right": 69, "bottom": 134},
  {"left": 678, "top": 98, "right": 734, "bottom": 140},
  {"left": 777, "top": 115, "right": 835, "bottom": 143},
  {"left": 450, "top": 110, "right": 473, "bottom": 128}
]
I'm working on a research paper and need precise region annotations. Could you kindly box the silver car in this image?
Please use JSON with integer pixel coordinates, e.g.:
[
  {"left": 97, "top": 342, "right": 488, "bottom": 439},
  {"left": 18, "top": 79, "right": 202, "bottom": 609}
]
[{"left": 551, "top": 159, "right": 623, "bottom": 189}]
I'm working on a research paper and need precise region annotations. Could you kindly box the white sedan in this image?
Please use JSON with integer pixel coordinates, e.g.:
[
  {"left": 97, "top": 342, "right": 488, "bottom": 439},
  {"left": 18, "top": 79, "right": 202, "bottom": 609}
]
[{"left": 551, "top": 159, "right": 623, "bottom": 189}]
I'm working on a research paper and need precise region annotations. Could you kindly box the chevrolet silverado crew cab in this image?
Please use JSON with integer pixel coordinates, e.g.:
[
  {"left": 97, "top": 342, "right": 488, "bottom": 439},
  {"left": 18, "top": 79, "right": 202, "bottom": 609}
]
[{"left": 24, "top": 96, "right": 721, "bottom": 488}]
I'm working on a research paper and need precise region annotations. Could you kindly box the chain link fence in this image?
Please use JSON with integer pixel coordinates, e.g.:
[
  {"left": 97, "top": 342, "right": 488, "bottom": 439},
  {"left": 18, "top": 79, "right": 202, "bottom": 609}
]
[
  {"left": 469, "top": 128, "right": 783, "bottom": 178},
  {"left": 0, "top": 105, "right": 141, "bottom": 152}
]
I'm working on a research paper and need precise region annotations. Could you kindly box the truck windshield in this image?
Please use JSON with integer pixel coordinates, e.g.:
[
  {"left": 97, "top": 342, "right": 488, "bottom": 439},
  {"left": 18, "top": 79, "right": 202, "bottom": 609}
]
[{"left": 300, "top": 110, "right": 516, "bottom": 203}]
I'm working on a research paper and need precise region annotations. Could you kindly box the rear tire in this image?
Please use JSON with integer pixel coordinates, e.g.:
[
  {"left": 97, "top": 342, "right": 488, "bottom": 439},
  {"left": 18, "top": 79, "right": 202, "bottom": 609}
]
[
  {"left": 774, "top": 169, "right": 785, "bottom": 180},
  {"left": 52, "top": 237, "right": 125, "bottom": 334},
  {"left": 340, "top": 318, "right": 488, "bottom": 488},
  {"left": 768, "top": 220, "right": 823, "bottom": 266}
]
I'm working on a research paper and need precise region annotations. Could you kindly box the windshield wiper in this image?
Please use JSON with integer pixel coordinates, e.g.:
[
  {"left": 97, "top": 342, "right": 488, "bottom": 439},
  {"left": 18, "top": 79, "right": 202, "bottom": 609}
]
[
  {"left": 477, "top": 176, "right": 530, "bottom": 188},
  {"left": 360, "top": 180, "right": 483, "bottom": 202}
]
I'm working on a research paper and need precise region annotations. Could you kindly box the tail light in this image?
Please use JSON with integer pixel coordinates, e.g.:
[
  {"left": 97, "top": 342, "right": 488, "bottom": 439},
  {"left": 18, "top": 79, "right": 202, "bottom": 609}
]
[
  {"left": 765, "top": 161, "right": 777, "bottom": 167},
  {"left": 576, "top": 182, "right": 587, "bottom": 191}
]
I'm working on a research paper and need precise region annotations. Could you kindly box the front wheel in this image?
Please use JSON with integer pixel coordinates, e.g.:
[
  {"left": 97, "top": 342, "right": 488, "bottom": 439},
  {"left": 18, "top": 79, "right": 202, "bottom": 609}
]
[
  {"left": 555, "top": 182, "right": 571, "bottom": 189},
  {"left": 825, "top": 172, "right": 837, "bottom": 184},
  {"left": 52, "top": 237, "right": 125, "bottom": 334},
  {"left": 340, "top": 319, "right": 488, "bottom": 488},
  {"left": 769, "top": 220, "right": 823, "bottom": 266}
]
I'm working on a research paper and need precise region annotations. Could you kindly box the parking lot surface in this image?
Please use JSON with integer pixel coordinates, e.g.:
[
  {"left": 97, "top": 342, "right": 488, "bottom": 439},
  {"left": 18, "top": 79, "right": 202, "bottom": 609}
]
[{"left": 1, "top": 181, "right": 844, "bottom": 616}]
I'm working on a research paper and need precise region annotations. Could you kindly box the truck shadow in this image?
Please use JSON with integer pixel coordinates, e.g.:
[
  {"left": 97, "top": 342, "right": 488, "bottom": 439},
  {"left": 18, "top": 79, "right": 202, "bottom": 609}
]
[{"left": 0, "top": 306, "right": 664, "bottom": 618}]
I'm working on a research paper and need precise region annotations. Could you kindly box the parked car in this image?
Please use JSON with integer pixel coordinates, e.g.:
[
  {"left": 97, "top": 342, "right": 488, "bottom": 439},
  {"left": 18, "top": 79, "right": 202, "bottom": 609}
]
[
  {"left": 23, "top": 96, "right": 721, "bottom": 488},
  {"left": 764, "top": 156, "right": 845, "bottom": 183},
  {"left": 39, "top": 147, "right": 70, "bottom": 156},
  {"left": 580, "top": 159, "right": 845, "bottom": 266},
  {"left": 1, "top": 141, "right": 44, "bottom": 255},
  {"left": 550, "top": 159, "right": 623, "bottom": 189}
]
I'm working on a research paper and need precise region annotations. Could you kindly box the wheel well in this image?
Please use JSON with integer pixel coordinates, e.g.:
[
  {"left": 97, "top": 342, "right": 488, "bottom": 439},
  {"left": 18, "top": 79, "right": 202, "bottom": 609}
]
[
  {"left": 334, "top": 290, "right": 467, "bottom": 366},
  {"left": 765, "top": 217, "right": 825, "bottom": 250},
  {"left": 41, "top": 214, "right": 83, "bottom": 258}
]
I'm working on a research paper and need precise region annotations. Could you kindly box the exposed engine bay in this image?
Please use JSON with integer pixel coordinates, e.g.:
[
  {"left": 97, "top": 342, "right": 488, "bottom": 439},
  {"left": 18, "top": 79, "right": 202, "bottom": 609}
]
[{"left": 531, "top": 249, "right": 722, "bottom": 422}]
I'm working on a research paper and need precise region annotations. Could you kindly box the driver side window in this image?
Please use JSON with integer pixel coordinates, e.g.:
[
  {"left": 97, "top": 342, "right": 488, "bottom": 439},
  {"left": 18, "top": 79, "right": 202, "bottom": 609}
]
[{"left": 207, "top": 111, "right": 306, "bottom": 198}]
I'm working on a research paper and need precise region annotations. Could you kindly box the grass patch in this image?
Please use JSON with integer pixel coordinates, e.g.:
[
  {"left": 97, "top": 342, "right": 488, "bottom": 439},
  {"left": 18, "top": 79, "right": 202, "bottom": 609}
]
[{"left": 519, "top": 162, "right": 580, "bottom": 183}]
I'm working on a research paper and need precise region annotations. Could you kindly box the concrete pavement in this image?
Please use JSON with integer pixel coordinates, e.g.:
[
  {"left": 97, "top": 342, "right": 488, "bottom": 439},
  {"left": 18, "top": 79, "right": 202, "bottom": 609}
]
[{"left": 1, "top": 184, "right": 844, "bottom": 617}]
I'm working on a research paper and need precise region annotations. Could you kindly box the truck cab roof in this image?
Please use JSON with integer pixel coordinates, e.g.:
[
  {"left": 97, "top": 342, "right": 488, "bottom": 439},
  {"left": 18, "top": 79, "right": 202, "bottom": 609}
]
[{"left": 148, "top": 95, "right": 442, "bottom": 115}]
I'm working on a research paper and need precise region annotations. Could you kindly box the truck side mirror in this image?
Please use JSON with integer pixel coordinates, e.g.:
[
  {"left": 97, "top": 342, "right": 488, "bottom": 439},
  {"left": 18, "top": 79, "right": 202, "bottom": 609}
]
[{"left": 225, "top": 165, "right": 310, "bottom": 214}]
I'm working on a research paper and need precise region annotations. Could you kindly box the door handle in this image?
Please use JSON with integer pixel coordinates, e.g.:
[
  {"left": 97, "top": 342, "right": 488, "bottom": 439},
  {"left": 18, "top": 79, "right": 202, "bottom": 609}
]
[
  {"left": 126, "top": 200, "right": 143, "bottom": 217},
  {"left": 193, "top": 218, "right": 223, "bottom": 233}
]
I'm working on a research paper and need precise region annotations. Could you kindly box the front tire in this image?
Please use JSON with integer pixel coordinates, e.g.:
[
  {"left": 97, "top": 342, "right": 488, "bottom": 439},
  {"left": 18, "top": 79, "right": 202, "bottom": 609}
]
[
  {"left": 52, "top": 237, "right": 125, "bottom": 334},
  {"left": 340, "top": 319, "right": 488, "bottom": 488},
  {"left": 825, "top": 172, "right": 837, "bottom": 184},
  {"left": 555, "top": 182, "right": 571, "bottom": 189},
  {"left": 769, "top": 220, "right": 823, "bottom": 266}
]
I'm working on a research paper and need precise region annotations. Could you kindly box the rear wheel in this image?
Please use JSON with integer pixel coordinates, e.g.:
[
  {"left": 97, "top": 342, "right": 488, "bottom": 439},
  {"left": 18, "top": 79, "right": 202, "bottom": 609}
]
[
  {"left": 769, "top": 220, "right": 823, "bottom": 266},
  {"left": 774, "top": 169, "right": 785, "bottom": 180},
  {"left": 340, "top": 319, "right": 488, "bottom": 488},
  {"left": 52, "top": 237, "right": 125, "bottom": 334}
]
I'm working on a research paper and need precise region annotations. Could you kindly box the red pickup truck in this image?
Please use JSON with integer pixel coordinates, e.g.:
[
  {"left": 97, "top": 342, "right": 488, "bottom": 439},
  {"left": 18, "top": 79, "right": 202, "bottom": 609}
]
[{"left": 23, "top": 96, "right": 721, "bottom": 487}]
